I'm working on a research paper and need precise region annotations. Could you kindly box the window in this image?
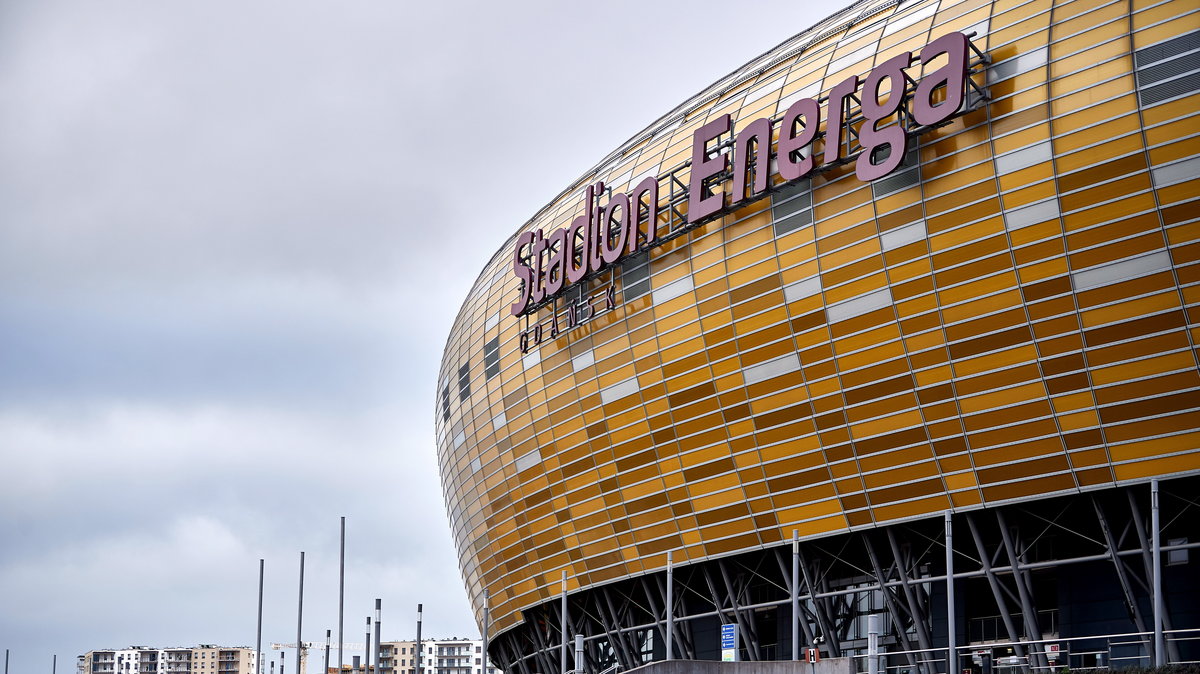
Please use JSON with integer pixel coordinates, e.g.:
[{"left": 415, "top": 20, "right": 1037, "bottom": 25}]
[
  {"left": 871, "top": 145, "right": 920, "bottom": 197},
  {"left": 772, "top": 179, "right": 812, "bottom": 236},
  {"left": 621, "top": 251, "right": 650, "bottom": 300},
  {"left": 1168, "top": 537, "right": 1189, "bottom": 566},
  {"left": 441, "top": 384, "right": 450, "bottom": 423},
  {"left": 1135, "top": 30, "right": 1200, "bottom": 106},
  {"left": 457, "top": 363, "right": 471, "bottom": 401},
  {"left": 483, "top": 338, "right": 500, "bottom": 380}
]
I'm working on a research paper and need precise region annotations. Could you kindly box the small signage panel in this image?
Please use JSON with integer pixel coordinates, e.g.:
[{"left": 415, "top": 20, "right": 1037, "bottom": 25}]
[
  {"left": 1046, "top": 644, "right": 1061, "bottom": 663},
  {"left": 720, "top": 623, "right": 739, "bottom": 662},
  {"left": 807, "top": 648, "right": 821, "bottom": 663}
]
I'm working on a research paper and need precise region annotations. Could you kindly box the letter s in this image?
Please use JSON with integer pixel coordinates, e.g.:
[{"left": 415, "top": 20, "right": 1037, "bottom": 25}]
[{"left": 510, "top": 230, "right": 535, "bottom": 316}]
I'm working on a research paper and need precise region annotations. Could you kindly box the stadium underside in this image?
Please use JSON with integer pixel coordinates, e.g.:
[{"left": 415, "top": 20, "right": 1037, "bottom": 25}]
[{"left": 489, "top": 476, "right": 1200, "bottom": 674}]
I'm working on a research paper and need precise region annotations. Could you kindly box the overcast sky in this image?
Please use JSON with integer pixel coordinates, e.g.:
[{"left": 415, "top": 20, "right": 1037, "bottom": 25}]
[{"left": 0, "top": 1, "right": 851, "bottom": 670}]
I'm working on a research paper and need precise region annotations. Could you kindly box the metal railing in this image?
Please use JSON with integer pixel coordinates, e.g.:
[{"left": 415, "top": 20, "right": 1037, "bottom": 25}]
[{"left": 846, "top": 627, "right": 1200, "bottom": 674}]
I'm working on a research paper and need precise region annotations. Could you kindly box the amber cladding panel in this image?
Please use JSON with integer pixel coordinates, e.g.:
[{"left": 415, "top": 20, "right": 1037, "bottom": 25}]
[{"left": 437, "top": 0, "right": 1200, "bottom": 640}]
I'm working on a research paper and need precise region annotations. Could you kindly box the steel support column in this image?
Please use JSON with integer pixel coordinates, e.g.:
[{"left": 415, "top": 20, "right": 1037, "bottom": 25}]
[
  {"left": 1127, "top": 489, "right": 1180, "bottom": 662},
  {"left": 773, "top": 544, "right": 816, "bottom": 652},
  {"left": 796, "top": 546, "right": 842, "bottom": 657},
  {"left": 666, "top": 551, "right": 674, "bottom": 660},
  {"left": 524, "top": 609, "right": 555, "bottom": 674},
  {"left": 887, "top": 528, "right": 935, "bottom": 654},
  {"left": 718, "top": 559, "right": 761, "bottom": 661},
  {"left": 995, "top": 511, "right": 1046, "bottom": 671},
  {"left": 946, "top": 513, "right": 956, "bottom": 674},
  {"left": 864, "top": 533, "right": 919, "bottom": 669},
  {"left": 560, "top": 571, "right": 568, "bottom": 674},
  {"left": 1152, "top": 479, "right": 1164, "bottom": 667},
  {"left": 598, "top": 586, "right": 637, "bottom": 669},
  {"left": 638, "top": 576, "right": 665, "bottom": 661},
  {"left": 966, "top": 513, "right": 1027, "bottom": 662},
  {"left": 1094, "top": 496, "right": 1149, "bottom": 636},
  {"left": 792, "top": 532, "right": 802, "bottom": 661}
]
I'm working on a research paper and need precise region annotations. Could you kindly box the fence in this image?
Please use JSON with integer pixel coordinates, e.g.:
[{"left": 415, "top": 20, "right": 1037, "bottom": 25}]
[{"left": 845, "top": 627, "right": 1200, "bottom": 674}]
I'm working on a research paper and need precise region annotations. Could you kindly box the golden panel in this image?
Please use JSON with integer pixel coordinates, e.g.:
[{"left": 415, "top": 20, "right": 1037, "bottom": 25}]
[{"left": 438, "top": 0, "right": 1200, "bottom": 637}]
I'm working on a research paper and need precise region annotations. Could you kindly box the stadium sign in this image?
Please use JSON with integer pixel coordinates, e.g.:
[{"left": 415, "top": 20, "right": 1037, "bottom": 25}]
[{"left": 511, "top": 31, "right": 979, "bottom": 317}]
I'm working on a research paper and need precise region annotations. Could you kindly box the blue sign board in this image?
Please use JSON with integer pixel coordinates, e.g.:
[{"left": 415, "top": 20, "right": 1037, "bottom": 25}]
[
  {"left": 721, "top": 623, "right": 738, "bottom": 661},
  {"left": 721, "top": 623, "right": 736, "bottom": 648}
]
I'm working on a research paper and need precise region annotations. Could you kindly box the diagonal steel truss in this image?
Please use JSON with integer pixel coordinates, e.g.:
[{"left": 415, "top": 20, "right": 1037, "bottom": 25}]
[{"left": 487, "top": 477, "right": 1198, "bottom": 674}]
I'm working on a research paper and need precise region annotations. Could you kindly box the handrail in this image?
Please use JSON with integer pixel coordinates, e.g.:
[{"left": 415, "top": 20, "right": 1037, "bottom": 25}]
[{"left": 842, "top": 627, "right": 1200, "bottom": 673}]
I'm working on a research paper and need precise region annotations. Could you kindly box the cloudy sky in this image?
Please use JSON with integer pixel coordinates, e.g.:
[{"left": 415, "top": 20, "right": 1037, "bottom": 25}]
[{"left": 0, "top": 1, "right": 851, "bottom": 669}]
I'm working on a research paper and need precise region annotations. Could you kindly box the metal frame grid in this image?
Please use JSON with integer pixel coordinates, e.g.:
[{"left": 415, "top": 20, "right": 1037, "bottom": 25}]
[{"left": 488, "top": 477, "right": 1200, "bottom": 673}]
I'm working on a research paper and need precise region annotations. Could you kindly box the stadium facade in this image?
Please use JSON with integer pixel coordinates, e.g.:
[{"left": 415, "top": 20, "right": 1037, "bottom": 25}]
[{"left": 436, "top": 0, "right": 1200, "bottom": 671}]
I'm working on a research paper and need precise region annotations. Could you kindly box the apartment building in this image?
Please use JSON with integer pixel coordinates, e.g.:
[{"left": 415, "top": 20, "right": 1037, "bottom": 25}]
[
  {"left": 369, "top": 639, "right": 496, "bottom": 674},
  {"left": 81, "top": 646, "right": 257, "bottom": 674}
]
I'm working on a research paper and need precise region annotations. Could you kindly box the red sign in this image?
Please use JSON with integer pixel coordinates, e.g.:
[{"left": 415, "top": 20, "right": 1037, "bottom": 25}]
[{"left": 510, "top": 32, "right": 978, "bottom": 317}]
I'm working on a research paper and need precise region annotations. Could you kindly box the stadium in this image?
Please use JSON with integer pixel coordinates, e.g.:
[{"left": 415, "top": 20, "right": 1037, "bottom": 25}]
[{"left": 435, "top": 0, "right": 1200, "bottom": 670}]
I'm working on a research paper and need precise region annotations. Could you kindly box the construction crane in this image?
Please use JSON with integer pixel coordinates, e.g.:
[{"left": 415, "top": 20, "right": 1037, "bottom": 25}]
[
  {"left": 271, "top": 642, "right": 367, "bottom": 651},
  {"left": 269, "top": 643, "right": 367, "bottom": 674}
]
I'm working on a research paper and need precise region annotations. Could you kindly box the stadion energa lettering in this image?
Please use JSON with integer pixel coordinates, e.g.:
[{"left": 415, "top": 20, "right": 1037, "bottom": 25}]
[{"left": 511, "top": 31, "right": 975, "bottom": 317}]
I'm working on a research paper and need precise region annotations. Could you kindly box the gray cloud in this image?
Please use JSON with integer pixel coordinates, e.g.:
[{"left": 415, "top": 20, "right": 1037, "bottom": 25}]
[{"left": 0, "top": 0, "right": 850, "bottom": 668}]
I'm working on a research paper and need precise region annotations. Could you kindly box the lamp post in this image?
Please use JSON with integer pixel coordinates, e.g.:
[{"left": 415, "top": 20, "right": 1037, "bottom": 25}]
[
  {"left": 374, "top": 600, "right": 382, "bottom": 674},
  {"left": 324, "top": 630, "right": 331, "bottom": 674},
  {"left": 257, "top": 560, "right": 265, "bottom": 674},
  {"left": 297, "top": 552, "right": 305, "bottom": 674},
  {"left": 415, "top": 604, "right": 423, "bottom": 674},
  {"left": 338, "top": 517, "right": 346, "bottom": 674}
]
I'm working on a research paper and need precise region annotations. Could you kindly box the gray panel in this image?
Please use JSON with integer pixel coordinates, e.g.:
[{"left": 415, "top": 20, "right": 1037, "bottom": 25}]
[
  {"left": 1134, "top": 30, "right": 1200, "bottom": 68},
  {"left": 1138, "top": 57, "right": 1198, "bottom": 87},
  {"left": 995, "top": 141, "right": 1052, "bottom": 175},
  {"left": 623, "top": 278, "right": 650, "bottom": 300},
  {"left": 1071, "top": 250, "right": 1171, "bottom": 291},
  {"left": 773, "top": 180, "right": 814, "bottom": 236},
  {"left": 827, "top": 288, "right": 893, "bottom": 322},
  {"left": 1139, "top": 71, "right": 1200, "bottom": 105},
  {"left": 775, "top": 208, "right": 814, "bottom": 236},
  {"left": 484, "top": 337, "right": 500, "bottom": 380},
  {"left": 743, "top": 353, "right": 801, "bottom": 385},
  {"left": 872, "top": 165, "right": 920, "bottom": 197}
]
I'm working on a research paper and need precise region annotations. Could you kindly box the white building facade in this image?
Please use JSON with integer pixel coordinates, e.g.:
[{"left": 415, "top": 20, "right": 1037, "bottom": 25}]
[{"left": 80, "top": 646, "right": 257, "bottom": 674}]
